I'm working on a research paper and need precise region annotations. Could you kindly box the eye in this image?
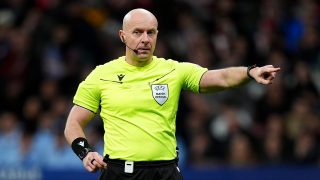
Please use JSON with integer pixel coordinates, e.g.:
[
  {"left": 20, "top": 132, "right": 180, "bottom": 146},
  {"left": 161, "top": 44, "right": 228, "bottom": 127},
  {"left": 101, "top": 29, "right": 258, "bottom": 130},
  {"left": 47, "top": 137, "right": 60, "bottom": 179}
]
[
  {"left": 147, "top": 30, "right": 156, "bottom": 36},
  {"left": 133, "top": 31, "right": 142, "bottom": 36}
]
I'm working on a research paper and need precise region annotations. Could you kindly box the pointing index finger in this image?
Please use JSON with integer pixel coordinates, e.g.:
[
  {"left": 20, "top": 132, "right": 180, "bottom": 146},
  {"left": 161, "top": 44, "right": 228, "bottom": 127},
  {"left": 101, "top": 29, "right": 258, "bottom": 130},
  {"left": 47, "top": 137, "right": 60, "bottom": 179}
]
[{"left": 266, "top": 67, "right": 281, "bottom": 73}]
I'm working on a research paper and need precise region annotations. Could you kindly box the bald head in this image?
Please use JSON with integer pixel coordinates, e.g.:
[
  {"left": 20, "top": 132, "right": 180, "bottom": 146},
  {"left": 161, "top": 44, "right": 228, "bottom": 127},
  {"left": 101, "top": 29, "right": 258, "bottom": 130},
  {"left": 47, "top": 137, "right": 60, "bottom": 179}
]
[
  {"left": 120, "top": 8, "right": 158, "bottom": 65},
  {"left": 122, "top": 8, "right": 158, "bottom": 31}
]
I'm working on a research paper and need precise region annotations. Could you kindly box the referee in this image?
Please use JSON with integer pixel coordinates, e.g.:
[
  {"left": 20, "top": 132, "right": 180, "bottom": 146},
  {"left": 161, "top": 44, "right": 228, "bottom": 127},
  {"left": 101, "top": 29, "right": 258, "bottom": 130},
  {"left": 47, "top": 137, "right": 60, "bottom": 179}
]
[{"left": 64, "top": 8, "right": 280, "bottom": 180}]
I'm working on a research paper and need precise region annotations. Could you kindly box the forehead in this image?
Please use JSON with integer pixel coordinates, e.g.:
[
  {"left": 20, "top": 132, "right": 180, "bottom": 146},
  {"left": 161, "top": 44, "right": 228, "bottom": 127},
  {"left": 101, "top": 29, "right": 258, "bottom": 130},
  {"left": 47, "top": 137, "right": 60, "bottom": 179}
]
[{"left": 124, "top": 12, "right": 158, "bottom": 31}]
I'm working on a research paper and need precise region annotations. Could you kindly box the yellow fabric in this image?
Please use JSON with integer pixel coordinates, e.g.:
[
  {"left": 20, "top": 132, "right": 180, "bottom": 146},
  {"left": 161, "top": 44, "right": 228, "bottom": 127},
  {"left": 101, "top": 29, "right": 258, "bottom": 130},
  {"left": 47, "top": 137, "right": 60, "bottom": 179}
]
[{"left": 73, "top": 56, "right": 207, "bottom": 161}]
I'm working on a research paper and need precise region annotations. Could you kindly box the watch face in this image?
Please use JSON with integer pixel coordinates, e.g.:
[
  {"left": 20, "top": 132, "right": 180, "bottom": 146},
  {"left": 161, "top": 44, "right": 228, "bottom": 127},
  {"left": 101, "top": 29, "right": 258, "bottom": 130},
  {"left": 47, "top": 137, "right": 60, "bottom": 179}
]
[
  {"left": 79, "top": 148, "right": 90, "bottom": 159},
  {"left": 79, "top": 153, "right": 85, "bottom": 159}
]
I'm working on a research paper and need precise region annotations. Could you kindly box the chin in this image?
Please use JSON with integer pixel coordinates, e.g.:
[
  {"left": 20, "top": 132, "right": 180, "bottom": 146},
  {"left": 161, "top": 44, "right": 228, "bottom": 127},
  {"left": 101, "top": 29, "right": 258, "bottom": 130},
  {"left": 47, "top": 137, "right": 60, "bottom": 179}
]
[{"left": 137, "top": 54, "right": 152, "bottom": 60}]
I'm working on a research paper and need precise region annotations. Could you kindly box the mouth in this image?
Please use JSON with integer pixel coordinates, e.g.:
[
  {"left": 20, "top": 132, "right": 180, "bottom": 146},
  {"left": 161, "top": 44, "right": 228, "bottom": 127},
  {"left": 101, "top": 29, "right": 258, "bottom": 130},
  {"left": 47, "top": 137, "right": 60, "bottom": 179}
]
[
  {"left": 136, "top": 48, "right": 151, "bottom": 55},
  {"left": 137, "top": 47, "right": 151, "bottom": 51}
]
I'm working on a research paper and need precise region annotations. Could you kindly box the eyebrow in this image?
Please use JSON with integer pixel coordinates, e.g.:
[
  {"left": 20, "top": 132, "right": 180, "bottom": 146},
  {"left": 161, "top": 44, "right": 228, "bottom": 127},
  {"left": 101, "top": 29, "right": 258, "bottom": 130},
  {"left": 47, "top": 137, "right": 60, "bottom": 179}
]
[{"left": 132, "top": 28, "right": 157, "bottom": 32}]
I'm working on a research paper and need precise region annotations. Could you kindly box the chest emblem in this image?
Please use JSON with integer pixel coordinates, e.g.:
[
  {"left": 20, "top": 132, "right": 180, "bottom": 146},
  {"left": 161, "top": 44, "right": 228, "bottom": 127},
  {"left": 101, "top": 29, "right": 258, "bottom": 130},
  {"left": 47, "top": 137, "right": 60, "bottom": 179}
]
[{"left": 151, "top": 84, "right": 169, "bottom": 105}]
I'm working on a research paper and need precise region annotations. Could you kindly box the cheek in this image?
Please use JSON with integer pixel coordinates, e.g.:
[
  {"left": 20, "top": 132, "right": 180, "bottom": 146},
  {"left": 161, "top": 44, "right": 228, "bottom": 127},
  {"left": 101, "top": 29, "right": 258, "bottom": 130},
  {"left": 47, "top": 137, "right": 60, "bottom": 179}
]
[{"left": 152, "top": 38, "right": 157, "bottom": 47}]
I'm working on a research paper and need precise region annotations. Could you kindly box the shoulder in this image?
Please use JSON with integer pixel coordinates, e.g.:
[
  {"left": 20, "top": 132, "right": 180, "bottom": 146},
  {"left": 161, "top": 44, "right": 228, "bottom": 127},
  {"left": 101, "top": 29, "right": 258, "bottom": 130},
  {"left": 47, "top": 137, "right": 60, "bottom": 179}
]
[
  {"left": 152, "top": 56, "right": 207, "bottom": 73},
  {"left": 153, "top": 56, "right": 180, "bottom": 67},
  {"left": 83, "top": 57, "right": 123, "bottom": 82},
  {"left": 153, "top": 56, "right": 200, "bottom": 66},
  {"left": 91, "top": 56, "right": 124, "bottom": 73},
  {"left": 98, "top": 56, "right": 124, "bottom": 69}
]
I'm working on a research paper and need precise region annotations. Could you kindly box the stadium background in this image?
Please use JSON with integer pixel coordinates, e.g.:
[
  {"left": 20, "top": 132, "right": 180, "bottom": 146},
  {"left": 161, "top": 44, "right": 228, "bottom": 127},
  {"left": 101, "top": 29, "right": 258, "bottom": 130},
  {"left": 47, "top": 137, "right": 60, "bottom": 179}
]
[{"left": 0, "top": 0, "right": 319, "bottom": 179}]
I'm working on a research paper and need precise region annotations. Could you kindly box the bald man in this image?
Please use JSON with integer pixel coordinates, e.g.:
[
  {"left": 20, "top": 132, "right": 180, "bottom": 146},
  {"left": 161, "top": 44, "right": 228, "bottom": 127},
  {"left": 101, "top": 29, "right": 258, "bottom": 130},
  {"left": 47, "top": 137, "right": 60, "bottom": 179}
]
[{"left": 64, "top": 8, "right": 280, "bottom": 180}]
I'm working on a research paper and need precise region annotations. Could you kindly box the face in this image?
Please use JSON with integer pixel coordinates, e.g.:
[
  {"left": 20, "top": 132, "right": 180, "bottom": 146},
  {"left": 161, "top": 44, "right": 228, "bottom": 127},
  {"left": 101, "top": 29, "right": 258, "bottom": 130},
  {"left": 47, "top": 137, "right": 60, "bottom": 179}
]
[{"left": 120, "top": 10, "right": 158, "bottom": 64}]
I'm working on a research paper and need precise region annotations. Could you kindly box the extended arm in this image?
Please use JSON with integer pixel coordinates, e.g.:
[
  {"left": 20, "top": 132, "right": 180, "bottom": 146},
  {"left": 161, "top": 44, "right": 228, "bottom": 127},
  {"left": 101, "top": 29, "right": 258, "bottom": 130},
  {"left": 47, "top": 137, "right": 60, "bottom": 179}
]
[
  {"left": 64, "top": 105, "right": 107, "bottom": 172},
  {"left": 199, "top": 65, "right": 280, "bottom": 93}
]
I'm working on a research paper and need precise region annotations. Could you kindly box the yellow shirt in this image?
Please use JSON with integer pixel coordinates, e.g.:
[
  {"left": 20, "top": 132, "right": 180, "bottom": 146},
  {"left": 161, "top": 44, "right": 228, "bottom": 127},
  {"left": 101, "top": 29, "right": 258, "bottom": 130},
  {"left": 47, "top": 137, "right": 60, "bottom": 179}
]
[{"left": 73, "top": 56, "right": 207, "bottom": 161}]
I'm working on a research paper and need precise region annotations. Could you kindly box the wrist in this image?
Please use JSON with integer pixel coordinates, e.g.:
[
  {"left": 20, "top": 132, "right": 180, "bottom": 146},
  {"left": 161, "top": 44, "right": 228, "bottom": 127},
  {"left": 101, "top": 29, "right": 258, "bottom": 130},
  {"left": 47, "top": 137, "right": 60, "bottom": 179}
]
[
  {"left": 247, "top": 64, "right": 257, "bottom": 79},
  {"left": 71, "top": 137, "right": 93, "bottom": 160}
]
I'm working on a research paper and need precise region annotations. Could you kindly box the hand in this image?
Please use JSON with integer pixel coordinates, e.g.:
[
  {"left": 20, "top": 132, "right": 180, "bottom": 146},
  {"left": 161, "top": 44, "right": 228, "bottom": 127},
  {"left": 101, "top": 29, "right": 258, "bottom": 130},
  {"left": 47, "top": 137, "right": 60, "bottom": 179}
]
[
  {"left": 250, "top": 65, "right": 281, "bottom": 84},
  {"left": 83, "top": 151, "right": 107, "bottom": 172}
]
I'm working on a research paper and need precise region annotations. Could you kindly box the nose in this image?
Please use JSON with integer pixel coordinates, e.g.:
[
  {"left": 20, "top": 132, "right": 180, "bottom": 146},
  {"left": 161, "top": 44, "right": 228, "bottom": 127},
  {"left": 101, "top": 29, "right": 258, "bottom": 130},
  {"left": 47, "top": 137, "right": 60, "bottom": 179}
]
[{"left": 141, "top": 32, "right": 150, "bottom": 44}]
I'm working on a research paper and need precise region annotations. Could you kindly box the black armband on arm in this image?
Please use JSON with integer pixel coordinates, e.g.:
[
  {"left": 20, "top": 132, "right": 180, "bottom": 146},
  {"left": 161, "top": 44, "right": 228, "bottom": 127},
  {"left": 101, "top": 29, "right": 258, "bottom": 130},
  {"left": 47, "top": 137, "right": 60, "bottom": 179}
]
[
  {"left": 247, "top": 64, "right": 257, "bottom": 79},
  {"left": 71, "top": 137, "right": 93, "bottom": 161}
]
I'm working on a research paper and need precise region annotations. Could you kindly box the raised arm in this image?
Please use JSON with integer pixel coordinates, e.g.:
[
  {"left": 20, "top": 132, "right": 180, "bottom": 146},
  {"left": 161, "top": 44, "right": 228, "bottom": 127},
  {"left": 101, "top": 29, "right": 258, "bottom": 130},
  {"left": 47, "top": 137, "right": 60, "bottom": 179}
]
[
  {"left": 64, "top": 105, "right": 107, "bottom": 172},
  {"left": 199, "top": 65, "right": 281, "bottom": 93}
]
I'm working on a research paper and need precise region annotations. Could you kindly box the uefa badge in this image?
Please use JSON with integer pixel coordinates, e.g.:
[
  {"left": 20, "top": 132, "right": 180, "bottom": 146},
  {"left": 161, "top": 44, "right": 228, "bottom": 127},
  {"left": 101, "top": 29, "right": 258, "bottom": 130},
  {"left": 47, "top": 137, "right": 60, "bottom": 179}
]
[{"left": 151, "top": 84, "right": 169, "bottom": 105}]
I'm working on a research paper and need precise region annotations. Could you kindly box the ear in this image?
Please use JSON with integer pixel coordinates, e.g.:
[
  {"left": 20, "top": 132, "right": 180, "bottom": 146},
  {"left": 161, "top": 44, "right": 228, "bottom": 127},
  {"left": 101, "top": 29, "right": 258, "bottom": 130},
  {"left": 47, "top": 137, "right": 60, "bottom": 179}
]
[
  {"left": 121, "top": 36, "right": 125, "bottom": 43},
  {"left": 119, "top": 30, "right": 125, "bottom": 43}
]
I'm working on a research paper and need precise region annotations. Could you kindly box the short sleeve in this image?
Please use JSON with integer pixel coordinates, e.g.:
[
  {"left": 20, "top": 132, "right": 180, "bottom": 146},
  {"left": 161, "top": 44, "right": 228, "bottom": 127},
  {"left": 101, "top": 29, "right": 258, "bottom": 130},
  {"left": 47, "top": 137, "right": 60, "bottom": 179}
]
[
  {"left": 73, "top": 67, "right": 101, "bottom": 113},
  {"left": 178, "top": 62, "right": 208, "bottom": 93}
]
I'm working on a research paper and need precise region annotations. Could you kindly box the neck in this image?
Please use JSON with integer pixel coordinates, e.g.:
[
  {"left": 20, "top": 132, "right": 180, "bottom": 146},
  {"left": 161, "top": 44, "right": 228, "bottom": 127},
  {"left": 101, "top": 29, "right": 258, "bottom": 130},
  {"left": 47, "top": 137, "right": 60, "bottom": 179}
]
[{"left": 125, "top": 53, "right": 153, "bottom": 67}]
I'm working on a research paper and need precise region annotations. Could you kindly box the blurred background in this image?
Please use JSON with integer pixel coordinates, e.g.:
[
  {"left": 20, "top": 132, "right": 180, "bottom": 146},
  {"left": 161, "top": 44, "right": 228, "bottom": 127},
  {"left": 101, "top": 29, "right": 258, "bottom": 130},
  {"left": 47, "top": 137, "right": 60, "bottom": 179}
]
[{"left": 0, "top": 0, "right": 320, "bottom": 179}]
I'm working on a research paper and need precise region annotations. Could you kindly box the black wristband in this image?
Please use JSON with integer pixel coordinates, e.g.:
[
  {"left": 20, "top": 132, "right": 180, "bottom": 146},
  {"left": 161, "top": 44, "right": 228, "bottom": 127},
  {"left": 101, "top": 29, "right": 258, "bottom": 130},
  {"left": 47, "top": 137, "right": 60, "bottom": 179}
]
[
  {"left": 71, "top": 137, "right": 93, "bottom": 160},
  {"left": 247, "top": 64, "right": 257, "bottom": 79}
]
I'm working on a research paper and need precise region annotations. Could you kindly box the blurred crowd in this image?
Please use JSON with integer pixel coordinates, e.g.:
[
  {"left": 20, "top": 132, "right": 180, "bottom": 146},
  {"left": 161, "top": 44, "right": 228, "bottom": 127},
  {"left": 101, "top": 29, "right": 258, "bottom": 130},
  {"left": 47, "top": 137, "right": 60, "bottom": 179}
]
[{"left": 0, "top": 0, "right": 320, "bottom": 170}]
